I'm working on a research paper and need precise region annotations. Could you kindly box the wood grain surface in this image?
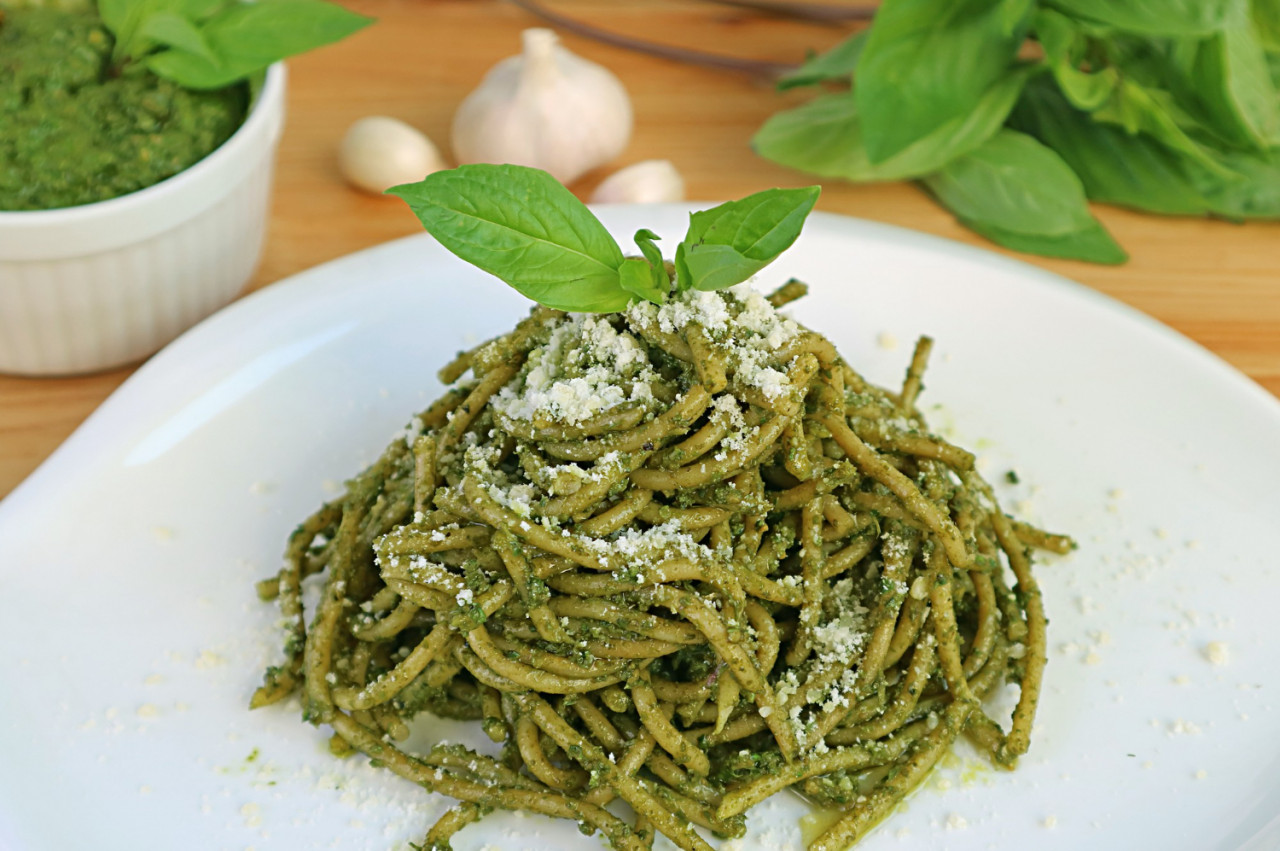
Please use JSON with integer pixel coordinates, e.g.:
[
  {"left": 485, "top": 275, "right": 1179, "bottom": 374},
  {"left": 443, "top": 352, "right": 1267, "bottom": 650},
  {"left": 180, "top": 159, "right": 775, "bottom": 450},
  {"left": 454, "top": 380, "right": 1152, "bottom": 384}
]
[{"left": 2, "top": 0, "right": 1279, "bottom": 497}]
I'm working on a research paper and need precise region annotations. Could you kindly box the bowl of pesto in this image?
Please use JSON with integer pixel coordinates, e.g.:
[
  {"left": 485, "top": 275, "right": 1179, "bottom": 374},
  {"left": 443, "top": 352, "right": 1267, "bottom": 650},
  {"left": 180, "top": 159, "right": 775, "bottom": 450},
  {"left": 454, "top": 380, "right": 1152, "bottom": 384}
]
[{"left": 0, "top": 0, "right": 367, "bottom": 376}]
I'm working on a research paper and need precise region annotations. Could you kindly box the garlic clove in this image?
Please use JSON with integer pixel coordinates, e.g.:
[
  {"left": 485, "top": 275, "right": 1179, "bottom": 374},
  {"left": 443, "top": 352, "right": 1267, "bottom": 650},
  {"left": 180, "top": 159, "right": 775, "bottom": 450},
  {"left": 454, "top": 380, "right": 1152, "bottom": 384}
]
[
  {"left": 452, "top": 28, "right": 633, "bottom": 185},
  {"left": 339, "top": 116, "right": 447, "bottom": 194},
  {"left": 590, "top": 160, "right": 685, "bottom": 204}
]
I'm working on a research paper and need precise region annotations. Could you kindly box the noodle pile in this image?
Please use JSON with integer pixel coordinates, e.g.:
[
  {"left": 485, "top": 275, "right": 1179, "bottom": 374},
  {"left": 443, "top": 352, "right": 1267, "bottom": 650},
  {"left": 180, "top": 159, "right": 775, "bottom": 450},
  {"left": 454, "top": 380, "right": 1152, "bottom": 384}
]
[{"left": 253, "top": 281, "right": 1070, "bottom": 851}]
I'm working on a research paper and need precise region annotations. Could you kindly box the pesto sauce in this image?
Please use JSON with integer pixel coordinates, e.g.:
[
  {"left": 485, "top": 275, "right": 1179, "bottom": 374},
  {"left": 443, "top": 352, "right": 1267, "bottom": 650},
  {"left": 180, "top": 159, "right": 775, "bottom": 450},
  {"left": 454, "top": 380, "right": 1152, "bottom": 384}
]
[{"left": 0, "top": 4, "right": 248, "bottom": 211}]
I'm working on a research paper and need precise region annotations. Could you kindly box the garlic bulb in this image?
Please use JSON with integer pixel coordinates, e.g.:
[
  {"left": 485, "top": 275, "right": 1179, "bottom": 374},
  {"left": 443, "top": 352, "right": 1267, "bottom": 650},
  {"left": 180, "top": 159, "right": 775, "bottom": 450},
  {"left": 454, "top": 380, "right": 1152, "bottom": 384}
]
[
  {"left": 339, "top": 116, "right": 447, "bottom": 194},
  {"left": 452, "top": 28, "right": 633, "bottom": 185},
  {"left": 591, "top": 160, "right": 685, "bottom": 204}
]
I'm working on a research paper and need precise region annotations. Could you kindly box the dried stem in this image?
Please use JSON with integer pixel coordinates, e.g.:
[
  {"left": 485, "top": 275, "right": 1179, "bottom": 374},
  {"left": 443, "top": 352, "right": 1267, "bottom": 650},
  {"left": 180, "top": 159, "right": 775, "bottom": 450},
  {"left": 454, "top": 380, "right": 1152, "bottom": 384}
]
[
  {"left": 698, "top": 0, "right": 876, "bottom": 22},
  {"left": 507, "top": 0, "right": 831, "bottom": 80}
]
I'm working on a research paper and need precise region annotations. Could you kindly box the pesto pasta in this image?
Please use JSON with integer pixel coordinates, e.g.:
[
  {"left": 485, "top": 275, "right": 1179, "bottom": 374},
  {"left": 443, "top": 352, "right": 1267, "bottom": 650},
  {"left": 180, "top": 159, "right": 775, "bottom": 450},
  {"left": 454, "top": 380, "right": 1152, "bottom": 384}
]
[{"left": 253, "top": 281, "right": 1070, "bottom": 851}]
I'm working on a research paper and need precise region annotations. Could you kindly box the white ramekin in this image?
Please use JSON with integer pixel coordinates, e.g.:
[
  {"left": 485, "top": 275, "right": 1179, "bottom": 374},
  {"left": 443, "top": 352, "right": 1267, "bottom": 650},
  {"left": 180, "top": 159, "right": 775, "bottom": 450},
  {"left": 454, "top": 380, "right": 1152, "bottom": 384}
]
[{"left": 0, "top": 64, "right": 287, "bottom": 376}]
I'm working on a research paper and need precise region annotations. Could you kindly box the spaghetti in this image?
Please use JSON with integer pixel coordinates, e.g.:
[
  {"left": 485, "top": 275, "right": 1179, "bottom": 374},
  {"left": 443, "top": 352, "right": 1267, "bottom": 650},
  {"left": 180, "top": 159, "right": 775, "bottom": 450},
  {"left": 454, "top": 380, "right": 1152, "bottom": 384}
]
[{"left": 253, "top": 281, "right": 1069, "bottom": 850}]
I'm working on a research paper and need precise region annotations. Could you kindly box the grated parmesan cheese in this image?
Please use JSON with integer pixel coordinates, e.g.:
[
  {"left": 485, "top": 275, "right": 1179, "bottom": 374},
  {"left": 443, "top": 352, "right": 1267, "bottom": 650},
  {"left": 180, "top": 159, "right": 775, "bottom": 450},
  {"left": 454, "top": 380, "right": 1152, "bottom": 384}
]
[
  {"left": 1203, "top": 641, "right": 1230, "bottom": 666},
  {"left": 492, "top": 314, "right": 658, "bottom": 426}
]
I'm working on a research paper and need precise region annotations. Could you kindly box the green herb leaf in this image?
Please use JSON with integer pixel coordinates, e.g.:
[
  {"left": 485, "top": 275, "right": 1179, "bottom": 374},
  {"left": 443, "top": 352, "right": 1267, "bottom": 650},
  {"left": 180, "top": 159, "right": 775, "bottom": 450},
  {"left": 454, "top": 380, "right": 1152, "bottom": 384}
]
[
  {"left": 634, "top": 229, "right": 667, "bottom": 275},
  {"left": 1046, "top": 0, "right": 1244, "bottom": 36},
  {"left": 924, "top": 129, "right": 1127, "bottom": 263},
  {"left": 388, "top": 164, "right": 632, "bottom": 314},
  {"left": 98, "top": 0, "right": 135, "bottom": 35},
  {"left": 1033, "top": 8, "right": 1119, "bottom": 110},
  {"left": 961, "top": 220, "right": 1129, "bottom": 263},
  {"left": 1166, "top": 26, "right": 1280, "bottom": 149},
  {"left": 174, "top": 0, "right": 229, "bottom": 22},
  {"left": 777, "top": 31, "right": 866, "bottom": 90},
  {"left": 1090, "top": 77, "right": 1230, "bottom": 175},
  {"left": 136, "top": 10, "right": 219, "bottom": 65},
  {"left": 619, "top": 229, "right": 670, "bottom": 305},
  {"left": 101, "top": 0, "right": 163, "bottom": 62},
  {"left": 620, "top": 257, "right": 668, "bottom": 305},
  {"left": 755, "top": 67, "right": 1033, "bottom": 182},
  {"left": 205, "top": 0, "right": 371, "bottom": 71},
  {"left": 144, "top": 46, "right": 228, "bottom": 88},
  {"left": 143, "top": 0, "right": 371, "bottom": 89},
  {"left": 1195, "top": 149, "right": 1280, "bottom": 219},
  {"left": 1011, "top": 81, "right": 1217, "bottom": 215},
  {"left": 924, "top": 129, "right": 1096, "bottom": 236},
  {"left": 855, "top": 0, "right": 1028, "bottom": 163},
  {"left": 1012, "top": 81, "right": 1280, "bottom": 218},
  {"left": 674, "top": 187, "right": 819, "bottom": 292},
  {"left": 1256, "top": 0, "right": 1280, "bottom": 50},
  {"left": 1000, "top": 0, "right": 1036, "bottom": 35}
]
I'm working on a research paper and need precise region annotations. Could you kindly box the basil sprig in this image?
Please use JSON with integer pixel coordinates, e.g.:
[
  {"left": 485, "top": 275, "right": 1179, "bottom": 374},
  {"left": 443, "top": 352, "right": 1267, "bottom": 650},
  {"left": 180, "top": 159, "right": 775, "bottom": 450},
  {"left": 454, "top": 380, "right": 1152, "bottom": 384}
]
[
  {"left": 100, "top": 0, "right": 371, "bottom": 89},
  {"left": 755, "top": 0, "right": 1280, "bottom": 264},
  {"left": 389, "top": 164, "right": 819, "bottom": 313}
]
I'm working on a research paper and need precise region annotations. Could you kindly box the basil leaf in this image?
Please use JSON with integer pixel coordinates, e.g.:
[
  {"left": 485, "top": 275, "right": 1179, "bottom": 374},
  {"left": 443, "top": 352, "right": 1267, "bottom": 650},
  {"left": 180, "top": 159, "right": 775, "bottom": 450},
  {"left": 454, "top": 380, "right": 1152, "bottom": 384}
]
[
  {"left": 103, "top": 0, "right": 233, "bottom": 67},
  {"left": 173, "top": 0, "right": 228, "bottom": 22},
  {"left": 101, "top": 0, "right": 165, "bottom": 62},
  {"left": 1256, "top": 0, "right": 1280, "bottom": 50},
  {"left": 1091, "top": 77, "right": 1230, "bottom": 174},
  {"left": 1033, "top": 8, "right": 1118, "bottom": 110},
  {"left": 620, "top": 257, "right": 668, "bottom": 305},
  {"left": 1011, "top": 81, "right": 1217, "bottom": 215},
  {"left": 137, "top": 10, "right": 219, "bottom": 64},
  {"left": 1001, "top": 0, "right": 1036, "bottom": 34},
  {"left": 961, "top": 219, "right": 1129, "bottom": 263},
  {"left": 620, "top": 229, "right": 670, "bottom": 304},
  {"left": 1012, "top": 81, "right": 1280, "bottom": 218},
  {"left": 856, "top": 0, "right": 1028, "bottom": 163},
  {"left": 755, "top": 67, "right": 1033, "bottom": 182},
  {"left": 778, "top": 32, "right": 866, "bottom": 90},
  {"left": 675, "top": 187, "right": 819, "bottom": 292},
  {"left": 1166, "top": 26, "right": 1280, "bottom": 149},
  {"left": 148, "top": 0, "right": 371, "bottom": 89},
  {"left": 922, "top": 129, "right": 1128, "bottom": 263},
  {"left": 634, "top": 229, "right": 666, "bottom": 274},
  {"left": 1195, "top": 149, "right": 1280, "bottom": 218},
  {"left": 1045, "top": 0, "right": 1244, "bottom": 36},
  {"left": 672, "top": 244, "right": 756, "bottom": 293},
  {"left": 145, "top": 47, "right": 229, "bottom": 89},
  {"left": 98, "top": 0, "right": 136, "bottom": 35},
  {"left": 924, "top": 130, "right": 1104, "bottom": 237},
  {"left": 388, "top": 165, "right": 631, "bottom": 313}
]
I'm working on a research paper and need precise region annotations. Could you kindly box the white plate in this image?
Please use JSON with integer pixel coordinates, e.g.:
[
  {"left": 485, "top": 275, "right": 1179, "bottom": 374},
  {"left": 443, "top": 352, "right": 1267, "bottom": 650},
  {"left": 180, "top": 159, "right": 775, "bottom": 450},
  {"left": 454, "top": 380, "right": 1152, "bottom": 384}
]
[{"left": 2, "top": 207, "right": 1279, "bottom": 851}]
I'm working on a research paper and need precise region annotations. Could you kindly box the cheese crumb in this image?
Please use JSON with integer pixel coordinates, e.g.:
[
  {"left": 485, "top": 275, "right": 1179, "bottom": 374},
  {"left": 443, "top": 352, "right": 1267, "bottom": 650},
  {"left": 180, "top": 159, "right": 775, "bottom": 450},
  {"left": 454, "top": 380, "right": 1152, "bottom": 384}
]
[
  {"left": 194, "top": 650, "right": 226, "bottom": 669},
  {"left": 240, "top": 803, "right": 262, "bottom": 828},
  {"left": 909, "top": 576, "right": 929, "bottom": 600},
  {"left": 492, "top": 313, "right": 659, "bottom": 426},
  {"left": 1203, "top": 641, "right": 1230, "bottom": 666}
]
